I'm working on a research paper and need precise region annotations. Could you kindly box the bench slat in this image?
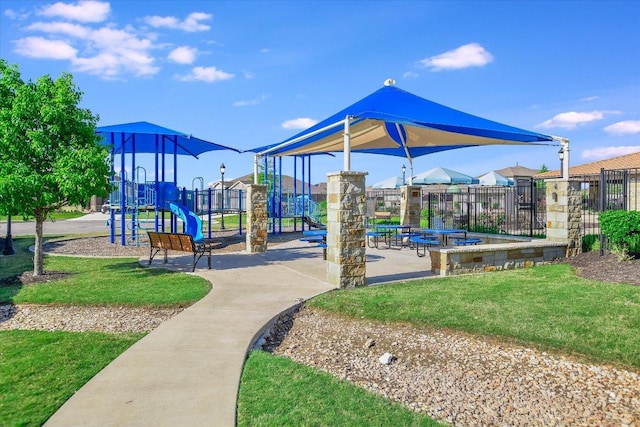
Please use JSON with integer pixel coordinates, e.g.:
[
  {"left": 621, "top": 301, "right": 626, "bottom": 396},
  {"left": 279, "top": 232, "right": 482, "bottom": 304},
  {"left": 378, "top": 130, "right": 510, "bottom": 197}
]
[{"left": 147, "top": 231, "right": 212, "bottom": 272}]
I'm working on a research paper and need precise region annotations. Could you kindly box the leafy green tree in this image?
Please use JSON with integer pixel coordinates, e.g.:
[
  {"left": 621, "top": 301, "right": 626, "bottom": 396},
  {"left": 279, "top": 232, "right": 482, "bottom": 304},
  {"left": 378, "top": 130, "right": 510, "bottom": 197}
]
[
  {"left": 0, "top": 60, "right": 111, "bottom": 276},
  {"left": 539, "top": 164, "right": 549, "bottom": 173}
]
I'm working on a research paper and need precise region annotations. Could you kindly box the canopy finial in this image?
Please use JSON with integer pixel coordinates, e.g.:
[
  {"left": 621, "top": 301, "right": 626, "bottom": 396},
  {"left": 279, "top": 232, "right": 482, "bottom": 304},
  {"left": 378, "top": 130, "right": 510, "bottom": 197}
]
[{"left": 383, "top": 78, "right": 395, "bottom": 86}]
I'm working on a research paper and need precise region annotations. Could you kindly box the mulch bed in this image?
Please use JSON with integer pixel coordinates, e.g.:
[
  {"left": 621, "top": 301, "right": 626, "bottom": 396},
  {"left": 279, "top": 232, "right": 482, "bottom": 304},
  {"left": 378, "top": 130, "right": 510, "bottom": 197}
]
[{"left": 561, "top": 250, "right": 640, "bottom": 285}]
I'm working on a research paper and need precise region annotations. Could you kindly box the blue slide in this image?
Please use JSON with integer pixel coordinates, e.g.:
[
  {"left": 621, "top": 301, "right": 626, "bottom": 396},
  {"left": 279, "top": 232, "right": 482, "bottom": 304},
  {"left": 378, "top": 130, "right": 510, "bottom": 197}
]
[{"left": 169, "top": 202, "right": 204, "bottom": 242}]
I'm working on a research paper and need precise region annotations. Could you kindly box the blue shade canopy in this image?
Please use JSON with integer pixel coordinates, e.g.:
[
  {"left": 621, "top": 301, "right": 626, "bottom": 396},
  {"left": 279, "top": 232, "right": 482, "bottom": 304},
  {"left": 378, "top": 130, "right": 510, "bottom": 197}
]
[
  {"left": 413, "top": 167, "right": 480, "bottom": 185},
  {"left": 371, "top": 176, "right": 404, "bottom": 189},
  {"left": 250, "top": 85, "right": 553, "bottom": 158},
  {"left": 97, "top": 121, "right": 240, "bottom": 158},
  {"left": 478, "top": 171, "right": 513, "bottom": 186}
]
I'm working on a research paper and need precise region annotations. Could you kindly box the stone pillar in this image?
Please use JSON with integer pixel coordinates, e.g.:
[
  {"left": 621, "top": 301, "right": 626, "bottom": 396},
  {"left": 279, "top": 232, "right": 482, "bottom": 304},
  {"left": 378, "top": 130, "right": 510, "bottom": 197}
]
[
  {"left": 246, "top": 184, "right": 268, "bottom": 252},
  {"left": 326, "top": 171, "right": 367, "bottom": 288},
  {"left": 545, "top": 179, "right": 581, "bottom": 256},
  {"left": 399, "top": 185, "right": 422, "bottom": 227}
]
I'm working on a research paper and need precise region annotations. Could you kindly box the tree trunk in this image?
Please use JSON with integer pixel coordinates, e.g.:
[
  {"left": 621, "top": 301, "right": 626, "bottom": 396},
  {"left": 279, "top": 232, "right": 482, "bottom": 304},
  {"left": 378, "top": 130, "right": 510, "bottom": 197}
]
[{"left": 33, "top": 215, "right": 44, "bottom": 276}]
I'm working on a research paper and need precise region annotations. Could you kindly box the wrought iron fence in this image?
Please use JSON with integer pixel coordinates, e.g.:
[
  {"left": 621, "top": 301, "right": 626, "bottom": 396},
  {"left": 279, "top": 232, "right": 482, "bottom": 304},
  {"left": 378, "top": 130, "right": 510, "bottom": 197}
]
[{"left": 365, "top": 180, "right": 547, "bottom": 237}]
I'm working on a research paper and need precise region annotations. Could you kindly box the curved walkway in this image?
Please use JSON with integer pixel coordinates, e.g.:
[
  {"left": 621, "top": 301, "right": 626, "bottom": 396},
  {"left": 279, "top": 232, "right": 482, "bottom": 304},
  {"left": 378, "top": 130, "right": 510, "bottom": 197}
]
[{"left": 45, "top": 239, "right": 432, "bottom": 426}]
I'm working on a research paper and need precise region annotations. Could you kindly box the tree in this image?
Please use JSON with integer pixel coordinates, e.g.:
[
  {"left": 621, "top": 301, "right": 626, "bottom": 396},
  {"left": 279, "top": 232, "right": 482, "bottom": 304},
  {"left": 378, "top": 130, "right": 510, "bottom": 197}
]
[
  {"left": 0, "top": 60, "right": 111, "bottom": 276},
  {"left": 539, "top": 164, "right": 549, "bottom": 173}
]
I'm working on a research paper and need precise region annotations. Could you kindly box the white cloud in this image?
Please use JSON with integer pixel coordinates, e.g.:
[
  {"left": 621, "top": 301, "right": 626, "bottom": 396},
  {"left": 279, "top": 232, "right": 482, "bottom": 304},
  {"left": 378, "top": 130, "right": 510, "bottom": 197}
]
[
  {"left": 282, "top": 118, "right": 318, "bottom": 130},
  {"left": 581, "top": 96, "right": 599, "bottom": 102},
  {"left": 4, "top": 8, "right": 28, "bottom": 20},
  {"left": 581, "top": 146, "right": 640, "bottom": 160},
  {"left": 234, "top": 94, "right": 268, "bottom": 107},
  {"left": 536, "top": 110, "right": 619, "bottom": 130},
  {"left": 403, "top": 71, "right": 418, "bottom": 79},
  {"left": 419, "top": 43, "right": 493, "bottom": 71},
  {"left": 604, "top": 120, "right": 640, "bottom": 136},
  {"left": 177, "top": 66, "right": 234, "bottom": 82},
  {"left": 14, "top": 36, "right": 77, "bottom": 59},
  {"left": 39, "top": 0, "right": 110, "bottom": 23},
  {"left": 26, "top": 21, "right": 91, "bottom": 38},
  {"left": 243, "top": 71, "right": 255, "bottom": 79},
  {"left": 144, "top": 12, "right": 212, "bottom": 32},
  {"left": 260, "top": 48, "right": 270, "bottom": 53},
  {"left": 168, "top": 46, "right": 197, "bottom": 64}
]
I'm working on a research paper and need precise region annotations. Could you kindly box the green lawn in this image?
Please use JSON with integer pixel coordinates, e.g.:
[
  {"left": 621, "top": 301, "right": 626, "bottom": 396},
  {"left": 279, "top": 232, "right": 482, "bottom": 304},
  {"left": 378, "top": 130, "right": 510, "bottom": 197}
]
[
  {"left": 0, "top": 234, "right": 211, "bottom": 424},
  {"left": 1, "top": 211, "right": 86, "bottom": 222},
  {"left": 237, "top": 351, "right": 443, "bottom": 427},
  {"left": 308, "top": 264, "right": 640, "bottom": 369},
  {"left": 0, "top": 330, "right": 142, "bottom": 427}
]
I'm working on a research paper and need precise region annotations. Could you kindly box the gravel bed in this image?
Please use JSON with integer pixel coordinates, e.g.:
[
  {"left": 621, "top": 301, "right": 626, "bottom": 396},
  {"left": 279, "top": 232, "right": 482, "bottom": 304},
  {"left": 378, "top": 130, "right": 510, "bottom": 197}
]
[
  {"left": 0, "top": 304, "right": 182, "bottom": 333},
  {"left": 266, "top": 307, "right": 640, "bottom": 427}
]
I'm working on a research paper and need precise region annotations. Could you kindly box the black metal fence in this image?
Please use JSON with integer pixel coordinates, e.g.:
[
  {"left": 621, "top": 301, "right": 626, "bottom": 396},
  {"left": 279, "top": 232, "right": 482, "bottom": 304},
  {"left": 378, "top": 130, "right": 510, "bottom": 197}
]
[{"left": 366, "top": 180, "right": 547, "bottom": 237}]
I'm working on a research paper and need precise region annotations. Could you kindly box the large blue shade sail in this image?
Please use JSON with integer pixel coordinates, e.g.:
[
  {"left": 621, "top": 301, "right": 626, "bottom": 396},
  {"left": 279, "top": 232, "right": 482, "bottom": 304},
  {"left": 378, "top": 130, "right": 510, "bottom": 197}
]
[
  {"left": 97, "top": 121, "right": 240, "bottom": 157},
  {"left": 249, "top": 85, "right": 553, "bottom": 158}
]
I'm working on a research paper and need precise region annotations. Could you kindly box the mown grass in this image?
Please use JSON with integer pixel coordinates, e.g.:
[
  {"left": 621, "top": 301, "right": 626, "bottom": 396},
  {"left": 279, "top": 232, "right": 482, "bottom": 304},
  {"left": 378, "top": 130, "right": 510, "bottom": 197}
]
[
  {"left": 1, "top": 211, "right": 86, "bottom": 222},
  {"left": 0, "top": 237, "right": 211, "bottom": 306},
  {"left": 237, "top": 351, "right": 443, "bottom": 427},
  {"left": 308, "top": 264, "right": 640, "bottom": 369},
  {"left": 0, "top": 330, "right": 142, "bottom": 427},
  {"left": 0, "top": 233, "right": 211, "bottom": 425}
]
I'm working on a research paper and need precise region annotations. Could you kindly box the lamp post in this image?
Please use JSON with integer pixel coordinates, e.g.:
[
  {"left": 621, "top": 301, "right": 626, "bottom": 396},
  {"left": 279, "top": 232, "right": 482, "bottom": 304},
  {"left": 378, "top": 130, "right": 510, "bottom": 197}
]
[
  {"left": 2, "top": 214, "right": 14, "bottom": 256},
  {"left": 402, "top": 164, "right": 406, "bottom": 185},
  {"left": 220, "top": 163, "right": 226, "bottom": 230},
  {"left": 558, "top": 147, "right": 565, "bottom": 178}
]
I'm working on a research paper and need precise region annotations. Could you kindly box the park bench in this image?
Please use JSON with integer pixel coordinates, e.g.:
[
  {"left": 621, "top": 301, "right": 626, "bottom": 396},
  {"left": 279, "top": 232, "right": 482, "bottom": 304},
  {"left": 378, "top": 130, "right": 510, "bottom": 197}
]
[{"left": 147, "top": 231, "right": 215, "bottom": 272}]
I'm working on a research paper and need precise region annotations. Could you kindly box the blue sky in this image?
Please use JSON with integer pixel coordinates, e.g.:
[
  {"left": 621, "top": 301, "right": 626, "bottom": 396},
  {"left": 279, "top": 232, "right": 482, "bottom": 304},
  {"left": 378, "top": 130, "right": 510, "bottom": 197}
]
[{"left": 1, "top": 0, "right": 639, "bottom": 188}]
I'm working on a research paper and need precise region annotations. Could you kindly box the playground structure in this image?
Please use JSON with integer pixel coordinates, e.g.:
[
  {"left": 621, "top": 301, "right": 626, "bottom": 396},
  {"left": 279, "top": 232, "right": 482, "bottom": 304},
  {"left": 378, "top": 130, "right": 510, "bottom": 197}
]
[
  {"left": 97, "top": 121, "right": 242, "bottom": 246},
  {"left": 106, "top": 167, "right": 245, "bottom": 245},
  {"left": 261, "top": 154, "right": 326, "bottom": 234}
]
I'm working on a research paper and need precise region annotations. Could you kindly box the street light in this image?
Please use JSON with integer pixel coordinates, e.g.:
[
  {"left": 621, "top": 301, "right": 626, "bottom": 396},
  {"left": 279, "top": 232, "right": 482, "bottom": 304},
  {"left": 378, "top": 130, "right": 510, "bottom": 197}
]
[
  {"left": 220, "top": 163, "right": 226, "bottom": 230},
  {"left": 558, "top": 147, "right": 565, "bottom": 176},
  {"left": 401, "top": 164, "right": 406, "bottom": 185}
]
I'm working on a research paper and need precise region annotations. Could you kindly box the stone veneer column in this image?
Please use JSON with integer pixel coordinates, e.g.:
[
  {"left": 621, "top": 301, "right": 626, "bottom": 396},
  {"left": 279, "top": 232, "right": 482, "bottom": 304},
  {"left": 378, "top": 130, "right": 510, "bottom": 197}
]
[
  {"left": 399, "top": 185, "right": 422, "bottom": 227},
  {"left": 245, "top": 184, "right": 268, "bottom": 253},
  {"left": 326, "top": 171, "right": 367, "bottom": 288},
  {"left": 545, "top": 179, "right": 581, "bottom": 257}
]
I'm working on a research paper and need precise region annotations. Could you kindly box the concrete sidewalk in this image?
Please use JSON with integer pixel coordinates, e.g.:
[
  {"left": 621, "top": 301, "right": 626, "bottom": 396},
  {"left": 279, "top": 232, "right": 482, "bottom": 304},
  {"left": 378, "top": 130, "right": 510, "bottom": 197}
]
[{"left": 45, "top": 239, "right": 432, "bottom": 426}]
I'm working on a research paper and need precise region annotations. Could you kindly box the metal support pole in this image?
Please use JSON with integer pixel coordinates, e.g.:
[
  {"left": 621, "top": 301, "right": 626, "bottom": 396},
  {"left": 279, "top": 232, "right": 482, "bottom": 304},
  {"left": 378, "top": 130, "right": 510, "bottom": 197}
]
[{"left": 343, "top": 115, "right": 351, "bottom": 171}]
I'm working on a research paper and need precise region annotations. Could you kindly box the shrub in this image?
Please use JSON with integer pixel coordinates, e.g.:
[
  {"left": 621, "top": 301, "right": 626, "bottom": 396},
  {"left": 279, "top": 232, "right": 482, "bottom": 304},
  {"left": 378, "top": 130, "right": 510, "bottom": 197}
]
[{"left": 599, "top": 210, "right": 640, "bottom": 258}]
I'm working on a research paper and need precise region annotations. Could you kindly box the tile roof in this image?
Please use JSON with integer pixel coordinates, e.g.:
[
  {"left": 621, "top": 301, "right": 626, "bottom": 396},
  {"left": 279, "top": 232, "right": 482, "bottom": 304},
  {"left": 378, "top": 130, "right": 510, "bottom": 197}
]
[
  {"left": 493, "top": 165, "right": 540, "bottom": 178},
  {"left": 535, "top": 150, "right": 640, "bottom": 178}
]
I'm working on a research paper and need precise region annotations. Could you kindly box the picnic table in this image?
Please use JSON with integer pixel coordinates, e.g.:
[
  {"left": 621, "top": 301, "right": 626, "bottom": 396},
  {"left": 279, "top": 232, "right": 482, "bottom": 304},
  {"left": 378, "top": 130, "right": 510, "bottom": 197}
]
[
  {"left": 419, "top": 228, "right": 467, "bottom": 246},
  {"left": 300, "top": 229, "right": 327, "bottom": 259},
  {"left": 371, "top": 224, "right": 420, "bottom": 249}
]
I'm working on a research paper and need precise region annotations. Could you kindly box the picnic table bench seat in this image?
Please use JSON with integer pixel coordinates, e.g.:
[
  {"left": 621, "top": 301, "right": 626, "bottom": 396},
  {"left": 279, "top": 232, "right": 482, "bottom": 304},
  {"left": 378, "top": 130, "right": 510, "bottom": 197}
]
[
  {"left": 410, "top": 236, "right": 441, "bottom": 257},
  {"left": 452, "top": 238, "right": 482, "bottom": 246},
  {"left": 147, "top": 231, "right": 215, "bottom": 272}
]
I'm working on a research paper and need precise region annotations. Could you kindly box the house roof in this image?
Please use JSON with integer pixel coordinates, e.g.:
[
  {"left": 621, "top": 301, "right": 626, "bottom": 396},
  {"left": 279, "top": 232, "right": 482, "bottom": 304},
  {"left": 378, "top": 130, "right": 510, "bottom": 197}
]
[
  {"left": 212, "top": 173, "right": 327, "bottom": 194},
  {"left": 493, "top": 165, "right": 540, "bottom": 178},
  {"left": 535, "top": 151, "right": 640, "bottom": 178}
]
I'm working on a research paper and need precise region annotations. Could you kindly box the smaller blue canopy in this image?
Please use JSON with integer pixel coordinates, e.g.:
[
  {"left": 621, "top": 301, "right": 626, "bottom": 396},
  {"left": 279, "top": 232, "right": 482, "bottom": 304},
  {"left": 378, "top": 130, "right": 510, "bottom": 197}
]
[
  {"left": 413, "top": 167, "right": 480, "bottom": 185},
  {"left": 478, "top": 171, "right": 513, "bottom": 186},
  {"left": 97, "top": 121, "right": 240, "bottom": 158}
]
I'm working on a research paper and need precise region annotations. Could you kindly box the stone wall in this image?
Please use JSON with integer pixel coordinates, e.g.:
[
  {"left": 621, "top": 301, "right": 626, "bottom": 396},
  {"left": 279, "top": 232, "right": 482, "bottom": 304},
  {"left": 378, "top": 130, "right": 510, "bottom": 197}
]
[
  {"left": 545, "top": 179, "right": 581, "bottom": 257},
  {"left": 245, "top": 184, "right": 268, "bottom": 253},
  {"left": 429, "top": 241, "right": 568, "bottom": 276},
  {"left": 325, "top": 171, "right": 367, "bottom": 288}
]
